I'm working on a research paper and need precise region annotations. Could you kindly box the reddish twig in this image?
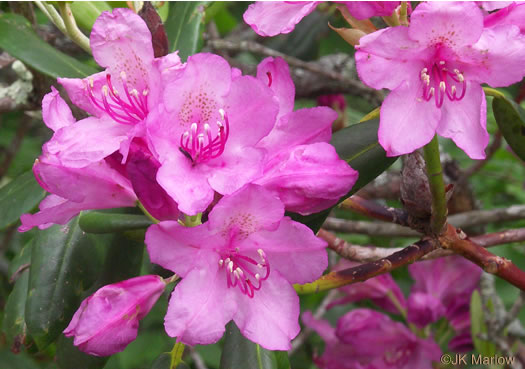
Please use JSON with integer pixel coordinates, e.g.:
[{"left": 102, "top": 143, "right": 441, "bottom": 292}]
[
  {"left": 341, "top": 196, "right": 410, "bottom": 226},
  {"left": 473, "top": 228, "right": 525, "bottom": 247},
  {"left": 441, "top": 224, "right": 525, "bottom": 291}
]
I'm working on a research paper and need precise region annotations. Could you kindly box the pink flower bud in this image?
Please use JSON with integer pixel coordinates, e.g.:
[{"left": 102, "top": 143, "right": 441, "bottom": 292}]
[{"left": 64, "top": 275, "right": 165, "bottom": 356}]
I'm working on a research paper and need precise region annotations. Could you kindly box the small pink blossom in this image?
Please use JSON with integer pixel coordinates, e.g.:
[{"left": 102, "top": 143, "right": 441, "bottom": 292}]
[
  {"left": 145, "top": 184, "right": 327, "bottom": 350},
  {"left": 243, "top": 2, "right": 399, "bottom": 37},
  {"left": 64, "top": 275, "right": 165, "bottom": 356},
  {"left": 355, "top": 1, "right": 525, "bottom": 159},
  {"left": 303, "top": 309, "right": 441, "bottom": 369}
]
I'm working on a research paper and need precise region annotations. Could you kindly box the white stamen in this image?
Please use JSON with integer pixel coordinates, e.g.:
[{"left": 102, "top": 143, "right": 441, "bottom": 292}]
[
  {"left": 439, "top": 81, "right": 446, "bottom": 92},
  {"left": 429, "top": 87, "right": 435, "bottom": 97},
  {"left": 421, "top": 67, "right": 428, "bottom": 73},
  {"left": 120, "top": 71, "right": 127, "bottom": 80},
  {"left": 102, "top": 85, "right": 109, "bottom": 96},
  {"left": 89, "top": 78, "right": 94, "bottom": 88},
  {"left": 233, "top": 269, "right": 240, "bottom": 279},
  {"left": 453, "top": 68, "right": 460, "bottom": 74},
  {"left": 219, "top": 259, "right": 224, "bottom": 267},
  {"left": 257, "top": 263, "right": 263, "bottom": 269},
  {"left": 219, "top": 108, "right": 225, "bottom": 120},
  {"left": 257, "top": 249, "right": 265, "bottom": 259},
  {"left": 255, "top": 273, "right": 261, "bottom": 281},
  {"left": 204, "top": 123, "right": 210, "bottom": 134},
  {"left": 143, "top": 89, "right": 149, "bottom": 96},
  {"left": 225, "top": 258, "right": 231, "bottom": 264},
  {"left": 113, "top": 88, "right": 119, "bottom": 96},
  {"left": 451, "top": 86, "right": 457, "bottom": 94},
  {"left": 183, "top": 132, "right": 189, "bottom": 140},
  {"left": 227, "top": 261, "right": 234, "bottom": 273},
  {"left": 439, "top": 60, "right": 446, "bottom": 65},
  {"left": 235, "top": 267, "right": 244, "bottom": 278},
  {"left": 131, "top": 89, "right": 139, "bottom": 97},
  {"left": 458, "top": 74, "right": 464, "bottom": 82}
]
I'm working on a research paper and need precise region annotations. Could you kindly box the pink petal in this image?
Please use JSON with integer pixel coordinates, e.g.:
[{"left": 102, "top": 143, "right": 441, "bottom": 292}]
[
  {"left": 243, "top": 1, "right": 319, "bottom": 37},
  {"left": 409, "top": 2, "right": 483, "bottom": 48},
  {"left": 233, "top": 272, "right": 300, "bottom": 350},
  {"left": 145, "top": 221, "right": 217, "bottom": 277},
  {"left": 461, "top": 24, "right": 525, "bottom": 87},
  {"left": 207, "top": 146, "right": 266, "bottom": 196},
  {"left": 90, "top": 8, "right": 154, "bottom": 93},
  {"left": 224, "top": 75, "right": 279, "bottom": 147},
  {"left": 437, "top": 83, "right": 488, "bottom": 160},
  {"left": 256, "top": 143, "right": 358, "bottom": 215},
  {"left": 343, "top": 1, "right": 399, "bottom": 20},
  {"left": 42, "top": 87, "right": 76, "bottom": 131},
  {"left": 407, "top": 292, "right": 446, "bottom": 328},
  {"left": 207, "top": 184, "right": 284, "bottom": 233},
  {"left": 58, "top": 72, "right": 107, "bottom": 117},
  {"left": 249, "top": 217, "right": 327, "bottom": 284},
  {"left": 256, "top": 57, "right": 295, "bottom": 119},
  {"left": 257, "top": 107, "right": 335, "bottom": 156},
  {"left": 301, "top": 311, "right": 337, "bottom": 343},
  {"left": 356, "top": 27, "right": 427, "bottom": 90},
  {"left": 44, "top": 116, "right": 129, "bottom": 168},
  {"left": 379, "top": 80, "right": 441, "bottom": 157},
  {"left": 156, "top": 153, "right": 215, "bottom": 215},
  {"left": 164, "top": 262, "right": 237, "bottom": 345}
]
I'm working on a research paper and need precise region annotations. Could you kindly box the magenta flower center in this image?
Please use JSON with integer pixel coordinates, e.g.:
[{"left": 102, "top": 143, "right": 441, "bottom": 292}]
[
  {"left": 218, "top": 248, "right": 270, "bottom": 298},
  {"left": 179, "top": 109, "right": 230, "bottom": 165},
  {"left": 420, "top": 61, "right": 466, "bottom": 108},
  {"left": 87, "top": 72, "right": 149, "bottom": 125}
]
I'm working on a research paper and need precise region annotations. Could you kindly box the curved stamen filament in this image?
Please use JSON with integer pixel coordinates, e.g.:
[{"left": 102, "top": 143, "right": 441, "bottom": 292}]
[
  {"left": 85, "top": 72, "right": 149, "bottom": 125},
  {"left": 219, "top": 248, "right": 270, "bottom": 298},
  {"left": 179, "top": 110, "right": 230, "bottom": 164},
  {"left": 419, "top": 62, "right": 467, "bottom": 107}
]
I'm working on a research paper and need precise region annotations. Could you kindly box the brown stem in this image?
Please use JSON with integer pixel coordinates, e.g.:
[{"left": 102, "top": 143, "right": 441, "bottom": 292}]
[
  {"left": 441, "top": 224, "right": 525, "bottom": 291},
  {"left": 473, "top": 228, "right": 525, "bottom": 247},
  {"left": 323, "top": 217, "right": 419, "bottom": 237},
  {"left": 341, "top": 196, "right": 410, "bottom": 226}
]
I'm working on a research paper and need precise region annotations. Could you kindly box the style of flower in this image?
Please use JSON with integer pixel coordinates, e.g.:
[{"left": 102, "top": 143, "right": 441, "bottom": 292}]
[
  {"left": 355, "top": 1, "right": 525, "bottom": 159},
  {"left": 19, "top": 88, "right": 137, "bottom": 232},
  {"left": 407, "top": 256, "right": 481, "bottom": 351},
  {"left": 145, "top": 184, "right": 327, "bottom": 350},
  {"left": 64, "top": 275, "right": 166, "bottom": 356},
  {"left": 302, "top": 309, "right": 441, "bottom": 369},
  {"left": 253, "top": 57, "right": 358, "bottom": 215},
  {"left": 243, "top": 1, "right": 399, "bottom": 37}
]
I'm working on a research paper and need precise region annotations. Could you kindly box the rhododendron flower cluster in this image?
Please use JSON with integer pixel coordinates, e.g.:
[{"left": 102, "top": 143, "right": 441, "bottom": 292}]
[
  {"left": 355, "top": 1, "right": 525, "bottom": 159},
  {"left": 20, "top": 6, "right": 357, "bottom": 356}
]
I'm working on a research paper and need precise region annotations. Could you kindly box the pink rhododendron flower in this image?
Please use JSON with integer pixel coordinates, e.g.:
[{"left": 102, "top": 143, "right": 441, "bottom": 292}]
[
  {"left": 303, "top": 309, "right": 441, "bottom": 369},
  {"left": 145, "top": 184, "right": 327, "bottom": 350},
  {"left": 328, "top": 260, "right": 406, "bottom": 314},
  {"left": 408, "top": 256, "right": 481, "bottom": 351},
  {"left": 253, "top": 57, "right": 358, "bottom": 215},
  {"left": 57, "top": 8, "right": 183, "bottom": 167},
  {"left": 147, "top": 53, "right": 279, "bottom": 215},
  {"left": 64, "top": 275, "right": 165, "bottom": 356},
  {"left": 19, "top": 89, "right": 137, "bottom": 232},
  {"left": 243, "top": 1, "right": 399, "bottom": 37},
  {"left": 355, "top": 1, "right": 525, "bottom": 159}
]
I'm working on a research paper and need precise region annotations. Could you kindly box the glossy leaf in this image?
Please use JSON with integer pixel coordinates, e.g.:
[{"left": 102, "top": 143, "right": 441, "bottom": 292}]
[
  {"left": 470, "top": 290, "right": 496, "bottom": 357},
  {"left": 0, "top": 171, "right": 46, "bottom": 230},
  {"left": 492, "top": 94, "right": 525, "bottom": 162},
  {"left": 25, "top": 216, "right": 102, "bottom": 349},
  {"left": 79, "top": 212, "right": 152, "bottom": 234},
  {"left": 164, "top": 1, "right": 208, "bottom": 60},
  {"left": 219, "top": 322, "right": 288, "bottom": 369},
  {"left": 2, "top": 240, "right": 33, "bottom": 352},
  {"left": 0, "top": 13, "right": 99, "bottom": 78},
  {"left": 70, "top": 1, "right": 111, "bottom": 31},
  {"left": 56, "top": 335, "right": 108, "bottom": 369},
  {"left": 291, "top": 118, "right": 397, "bottom": 232}
]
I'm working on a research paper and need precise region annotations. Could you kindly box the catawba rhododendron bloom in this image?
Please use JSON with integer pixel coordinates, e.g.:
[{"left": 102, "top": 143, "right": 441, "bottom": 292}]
[
  {"left": 19, "top": 88, "right": 137, "bottom": 232},
  {"left": 243, "top": 1, "right": 399, "bottom": 37},
  {"left": 56, "top": 7, "right": 183, "bottom": 166},
  {"left": 64, "top": 275, "right": 166, "bottom": 356},
  {"left": 253, "top": 57, "right": 358, "bottom": 215},
  {"left": 145, "top": 184, "right": 327, "bottom": 350},
  {"left": 302, "top": 309, "right": 441, "bottom": 369},
  {"left": 355, "top": 1, "right": 525, "bottom": 159}
]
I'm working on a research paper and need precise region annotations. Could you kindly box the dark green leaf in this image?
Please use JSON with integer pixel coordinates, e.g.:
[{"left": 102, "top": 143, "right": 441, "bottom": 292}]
[
  {"left": 70, "top": 2, "right": 111, "bottom": 31},
  {"left": 220, "top": 322, "right": 286, "bottom": 369},
  {"left": 25, "top": 217, "right": 102, "bottom": 349},
  {"left": 0, "top": 13, "right": 99, "bottom": 78},
  {"left": 492, "top": 95, "right": 525, "bottom": 161},
  {"left": 0, "top": 349, "right": 40, "bottom": 369},
  {"left": 79, "top": 212, "right": 152, "bottom": 234},
  {"left": 0, "top": 171, "right": 46, "bottom": 230},
  {"left": 56, "top": 335, "right": 108, "bottom": 369},
  {"left": 2, "top": 241, "right": 33, "bottom": 352},
  {"left": 165, "top": 2, "right": 208, "bottom": 60},
  {"left": 470, "top": 290, "right": 496, "bottom": 357},
  {"left": 150, "top": 353, "right": 190, "bottom": 369},
  {"left": 292, "top": 118, "right": 397, "bottom": 232}
]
